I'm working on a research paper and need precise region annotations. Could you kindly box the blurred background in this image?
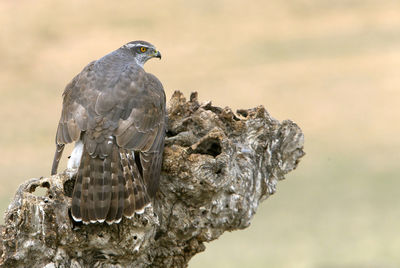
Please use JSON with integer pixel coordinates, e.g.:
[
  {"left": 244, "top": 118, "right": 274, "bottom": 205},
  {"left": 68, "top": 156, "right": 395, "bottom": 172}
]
[{"left": 1, "top": 0, "right": 399, "bottom": 267}]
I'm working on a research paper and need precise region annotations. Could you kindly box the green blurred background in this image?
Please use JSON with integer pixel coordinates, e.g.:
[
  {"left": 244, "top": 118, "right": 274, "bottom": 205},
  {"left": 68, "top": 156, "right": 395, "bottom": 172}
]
[{"left": 1, "top": 0, "right": 399, "bottom": 267}]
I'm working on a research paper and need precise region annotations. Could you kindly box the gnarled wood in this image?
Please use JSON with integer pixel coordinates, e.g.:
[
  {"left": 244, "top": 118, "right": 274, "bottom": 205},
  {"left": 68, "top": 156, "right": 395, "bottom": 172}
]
[{"left": 0, "top": 91, "right": 304, "bottom": 268}]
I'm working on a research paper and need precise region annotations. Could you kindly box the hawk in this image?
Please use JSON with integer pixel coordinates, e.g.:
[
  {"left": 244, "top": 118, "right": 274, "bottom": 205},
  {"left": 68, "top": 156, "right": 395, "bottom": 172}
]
[{"left": 51, "top": 41, "right": 166, "bottom": 224}]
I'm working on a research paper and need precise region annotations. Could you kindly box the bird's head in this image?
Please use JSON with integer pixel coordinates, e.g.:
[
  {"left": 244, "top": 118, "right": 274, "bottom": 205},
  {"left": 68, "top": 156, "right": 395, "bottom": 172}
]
[{"left": 123, "top": 40, "right": 161, "bottom": 67}]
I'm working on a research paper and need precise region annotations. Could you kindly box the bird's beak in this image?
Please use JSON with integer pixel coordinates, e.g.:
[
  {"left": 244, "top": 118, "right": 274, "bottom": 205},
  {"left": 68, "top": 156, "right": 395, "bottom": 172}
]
[{"left": 154, "top": 50, "right": 162, "bottom": 60}]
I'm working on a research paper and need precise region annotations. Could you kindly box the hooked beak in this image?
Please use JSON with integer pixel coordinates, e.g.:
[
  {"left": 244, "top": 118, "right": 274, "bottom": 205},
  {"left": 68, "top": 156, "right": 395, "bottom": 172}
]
[{"left": 154, "top": 50, "right": 162, "bottom": 60}]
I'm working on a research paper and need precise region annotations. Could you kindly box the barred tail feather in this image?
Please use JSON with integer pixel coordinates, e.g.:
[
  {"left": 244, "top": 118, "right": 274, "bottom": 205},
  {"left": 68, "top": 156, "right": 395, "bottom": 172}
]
[
  {"left": 120, "top": 150, "right": 134, "bottom": 217},
  {"left": 105, "top": 147, "right": 120, "bottom": 224},
  {"left": 71, "top": 147, "right": 113, "bottom": 224},
  {"left": 122, "top": 168, "right": 135, "bottom": 217},
  {"left": 79, "top": 152, "right": 91, "bottom": 223},
  {"left": 97, "top": 156, "right": 112, "bottom": 221},
  {"left": 130, "top": 151, "right": 150, "bottom": 213},
  {"left": 89, "top": 155, "right": 111, "bottom": 223},
  {"left": 105, "top": 145, "right": 125, "bottom": 224},
  {"left": 87, "top": 159, "right": 97, "bottom": 223},
  {"left": 116, "top": 169, "right": 125, "bottom": 223},
  {"left": 71, "top": 144, "right": 151, "bottom": 224},
  {"left": 121, "top": 150, "right": 150, "bottom": 217}
]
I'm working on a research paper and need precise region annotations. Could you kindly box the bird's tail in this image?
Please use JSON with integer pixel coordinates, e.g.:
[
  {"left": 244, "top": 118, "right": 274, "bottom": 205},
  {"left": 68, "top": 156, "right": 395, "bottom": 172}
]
[{"left": 71, "top": 145, "right": 150, "bottom": 224}]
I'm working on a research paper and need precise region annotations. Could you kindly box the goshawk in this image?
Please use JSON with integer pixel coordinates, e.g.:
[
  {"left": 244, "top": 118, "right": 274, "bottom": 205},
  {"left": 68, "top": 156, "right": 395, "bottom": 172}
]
[{"left": 51, "top": 41, "right": 166, "bottom": 224}]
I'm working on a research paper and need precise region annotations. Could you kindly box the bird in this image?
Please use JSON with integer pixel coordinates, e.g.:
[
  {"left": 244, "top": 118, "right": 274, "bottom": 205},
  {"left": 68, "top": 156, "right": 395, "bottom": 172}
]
[{"left": 51, "top": 40, "right": 166, "bottom": 224}]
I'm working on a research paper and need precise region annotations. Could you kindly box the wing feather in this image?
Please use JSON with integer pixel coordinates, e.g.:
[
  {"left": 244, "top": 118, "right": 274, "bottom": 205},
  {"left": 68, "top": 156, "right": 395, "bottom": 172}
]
[
  {"left": 55, "top": 61, "right": 96, "bottom": 145},
  {"left": 114, "top": 72, "right": 166, "bottom": 152}
]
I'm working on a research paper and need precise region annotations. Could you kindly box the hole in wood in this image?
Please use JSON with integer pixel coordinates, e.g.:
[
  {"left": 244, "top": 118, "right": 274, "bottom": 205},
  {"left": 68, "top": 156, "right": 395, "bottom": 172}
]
[{"left": 193, "top": 137, "right": 221, "bottom": 157}]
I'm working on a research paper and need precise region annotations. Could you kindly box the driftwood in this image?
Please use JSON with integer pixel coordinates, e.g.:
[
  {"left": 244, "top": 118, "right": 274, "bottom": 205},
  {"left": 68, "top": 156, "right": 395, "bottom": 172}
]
[{"left": 0, "top": 91, "right": 304, "bottom": 268}]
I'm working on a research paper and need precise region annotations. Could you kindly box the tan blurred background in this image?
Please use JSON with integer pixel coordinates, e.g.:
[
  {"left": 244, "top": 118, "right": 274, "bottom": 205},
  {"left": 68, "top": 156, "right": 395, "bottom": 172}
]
[{"left": 1, "top": 0, "right": 400, "bottom": 267}]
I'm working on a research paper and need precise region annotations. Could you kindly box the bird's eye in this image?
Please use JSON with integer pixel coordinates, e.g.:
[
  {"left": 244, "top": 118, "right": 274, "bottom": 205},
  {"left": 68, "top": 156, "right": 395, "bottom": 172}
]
[{"left": 140, "top": 47, "right": 147, "bottom": 53}]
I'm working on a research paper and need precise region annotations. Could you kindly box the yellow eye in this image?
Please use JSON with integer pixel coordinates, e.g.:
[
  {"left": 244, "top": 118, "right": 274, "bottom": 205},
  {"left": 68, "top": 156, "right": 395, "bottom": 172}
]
[{"left": 140, "top": 47, "right": 147, "bottom": 53}]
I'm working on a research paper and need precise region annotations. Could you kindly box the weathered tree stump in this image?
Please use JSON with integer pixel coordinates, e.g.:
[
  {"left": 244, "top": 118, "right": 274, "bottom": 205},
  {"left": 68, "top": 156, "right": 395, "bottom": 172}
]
[{"left": 0, "top": 91, "right": 304, "bottom": 267}]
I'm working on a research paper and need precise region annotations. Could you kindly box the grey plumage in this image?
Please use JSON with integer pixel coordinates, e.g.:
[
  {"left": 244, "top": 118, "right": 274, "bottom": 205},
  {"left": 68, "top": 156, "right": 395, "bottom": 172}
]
[{"left": 52, "top": 41, "right": 166, "bottom": 224}]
